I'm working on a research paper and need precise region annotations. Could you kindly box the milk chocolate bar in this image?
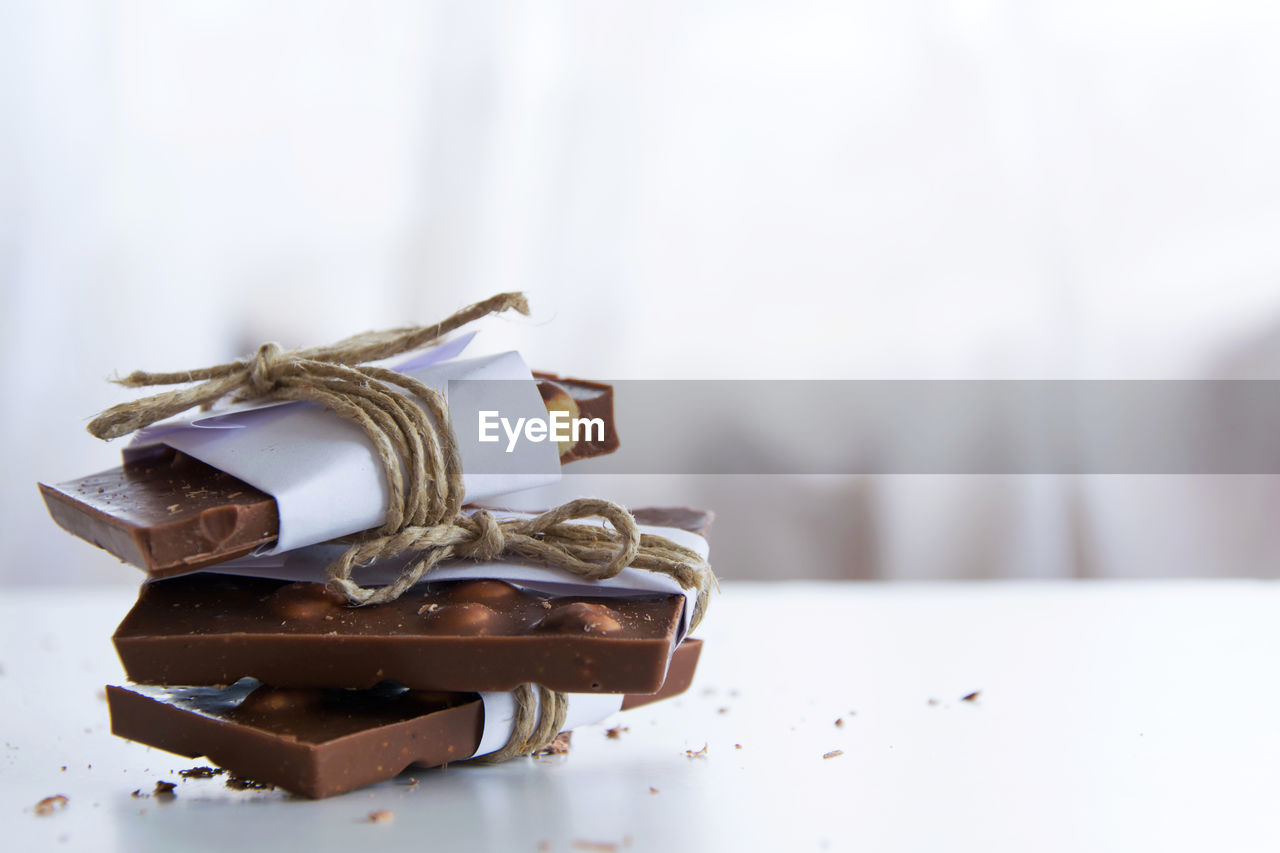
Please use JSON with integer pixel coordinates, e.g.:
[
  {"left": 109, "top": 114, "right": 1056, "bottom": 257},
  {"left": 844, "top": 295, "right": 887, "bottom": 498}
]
[
  {"left": 113, "top": 508, "right": 711, "bottom": 694},
  {"left": 115, "top": 576, "right": 685, "bottom": 693},
  {"left": 106, "top": 638, "right": 702, "bottom": 799},
  {"left": 38, "top": 377, "right": 618, "bottom": 577}
]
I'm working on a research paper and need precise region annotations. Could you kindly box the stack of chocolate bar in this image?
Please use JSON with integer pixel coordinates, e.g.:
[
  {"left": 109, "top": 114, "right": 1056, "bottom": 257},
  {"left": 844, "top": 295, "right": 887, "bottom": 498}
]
[{"left": 39, "top": 330, "right": 711, "bottom": 798}]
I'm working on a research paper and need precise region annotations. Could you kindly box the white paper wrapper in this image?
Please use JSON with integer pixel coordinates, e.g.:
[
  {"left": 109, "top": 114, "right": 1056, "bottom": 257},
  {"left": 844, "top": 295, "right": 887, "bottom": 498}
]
[{"left": 124, "top": 345, "right": 561, "bottom": 554}]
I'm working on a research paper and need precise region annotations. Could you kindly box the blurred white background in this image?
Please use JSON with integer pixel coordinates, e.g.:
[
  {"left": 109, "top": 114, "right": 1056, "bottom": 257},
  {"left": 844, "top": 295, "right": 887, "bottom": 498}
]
[{"left": 3, "top": 0, "right": 1280, "bottom": 585}]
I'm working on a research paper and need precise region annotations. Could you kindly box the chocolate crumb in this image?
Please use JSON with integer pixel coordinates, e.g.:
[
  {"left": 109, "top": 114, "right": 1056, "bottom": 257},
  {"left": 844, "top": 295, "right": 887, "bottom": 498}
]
[
  {"left": 60, "top": 766, "right": 66, "bottom": 771},
  {"left": 130, "top": 790, "right": 145, "bottom": 798},
  {"left": 823, "top": 750, "right": 844, "bottom": 760},
  {"left": 537, "top": 843, "right": 551, "bottom": 852},
  {"left": 225, "top": 774, "right": 273, "bottom": 791},
  {"left": 834, "top": 718, "right": 844, "bottom": 728},
  {"left": 178, "top": 766, "right": 224, "bottom": 780},
  {"left": 649, "top": 786, "right": 660, "bottom": 795},
  {"left": 927, "top": 698, "right": 939, "bottom": 706},
  {"left": 367, "top": 810, "right": 394, "bottom": 824},
  {"left": 534, "top": 732, "right": 573, "bottom": 757},
  {"left": 34, "top": 795, "right": 68, "bottom": 816},
  {"left": 153, "top": 781, "right": 176, "bottom": 799},
  {"left": 572, "top": 842, "right": 618, "bottom": 852},
  {"left": 734, "top": 744, "right": 742, "bottom": 750},
  {"left": 961, "top": 691, "right": 981, "bottom": 703},
  {"left": 717, "top": 707, "right": 728, "bottom": 715},
  {"left": 605, "top": 726, "right": 629, "bottom": 740},
  {"left": 684, "top": 744, "right": 708, "bottom": 759}
]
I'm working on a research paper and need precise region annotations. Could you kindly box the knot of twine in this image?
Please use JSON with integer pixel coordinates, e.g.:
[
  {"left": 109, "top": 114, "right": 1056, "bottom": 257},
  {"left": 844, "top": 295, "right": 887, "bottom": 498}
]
[{"left": 87, "top": 292, "right": 714, "bottom": 759}]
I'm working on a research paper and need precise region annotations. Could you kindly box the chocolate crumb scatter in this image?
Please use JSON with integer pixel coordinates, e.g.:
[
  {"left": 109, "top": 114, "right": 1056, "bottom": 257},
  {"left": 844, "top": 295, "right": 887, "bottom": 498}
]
[
  {"left": 684, "top": 744, "right": 708, "bottom": 759},
  {"left": 367, "top": 810, "right": 394, "bottom": 824},
  {"left": 823, "top": 750, "right": 844, "bottom": 760},
  {"left": 35, "top": 795, "right": 68, "bottom": 816},
  {"left": 961, "top": 691, "right": 981, "bottom": 702},
  {"left": 178, "top": 766, "right": 224, "bottom": 780},
  {"left": 605, "top": 726, "right": 628, "bottom": 740}
]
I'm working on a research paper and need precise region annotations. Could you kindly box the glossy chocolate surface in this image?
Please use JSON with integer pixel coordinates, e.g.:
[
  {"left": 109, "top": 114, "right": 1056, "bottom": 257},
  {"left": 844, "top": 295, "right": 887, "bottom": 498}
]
[
  {"left": 113, "top": 506, "right": 710, "bottom": 693},
  {"left": 115, "top": 576, "right": 686, "bottom": 693}
]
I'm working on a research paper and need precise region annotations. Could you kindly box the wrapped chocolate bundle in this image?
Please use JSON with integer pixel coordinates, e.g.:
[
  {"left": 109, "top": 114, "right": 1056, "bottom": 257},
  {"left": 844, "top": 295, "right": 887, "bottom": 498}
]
[{"left": 38, "top": 293, "right": 715, "bottom": 798}]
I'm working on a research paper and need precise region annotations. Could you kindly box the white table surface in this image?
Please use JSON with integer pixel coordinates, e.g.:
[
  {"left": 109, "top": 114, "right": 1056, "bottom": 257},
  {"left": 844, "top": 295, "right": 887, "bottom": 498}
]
[{"left": 4, "top": 581, "right": 1280, "bottom": 852}]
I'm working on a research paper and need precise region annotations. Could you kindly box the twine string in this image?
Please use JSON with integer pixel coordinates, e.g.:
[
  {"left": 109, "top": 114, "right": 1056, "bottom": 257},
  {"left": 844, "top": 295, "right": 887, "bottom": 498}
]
[{"left": 87, "top": 292, "right": 713, "bottom": 758}]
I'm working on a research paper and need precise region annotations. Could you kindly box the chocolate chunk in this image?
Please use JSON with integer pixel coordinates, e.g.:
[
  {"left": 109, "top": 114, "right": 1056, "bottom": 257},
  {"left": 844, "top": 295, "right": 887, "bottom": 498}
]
[
  {"left": 39, "top": 377, "right": 619, "bottom": 577},
  {"left": 106, "top": 639, "right": 702, "bottom": 799},
  {"left": 39, "top": 446, "right": 278, "bottom": 578}
]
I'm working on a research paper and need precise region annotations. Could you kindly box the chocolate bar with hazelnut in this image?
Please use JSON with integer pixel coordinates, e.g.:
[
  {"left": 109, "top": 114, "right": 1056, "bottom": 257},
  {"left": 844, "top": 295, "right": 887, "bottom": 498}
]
[
  {"left": 38, "top": 376, "right": 619, "bottom": 578},
  {"left": 112, "top": 508, "right": 711, "bottom": 694},
  {"left": 106, "top": 638, "right": 702, "bottom": 799}
]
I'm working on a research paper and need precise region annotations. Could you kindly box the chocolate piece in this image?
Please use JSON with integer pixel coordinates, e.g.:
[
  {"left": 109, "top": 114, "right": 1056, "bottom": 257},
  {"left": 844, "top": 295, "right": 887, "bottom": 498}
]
[
  {"left": 38, "top": 377, "right": 619, "bottom": 576},
  {"left": 114, "top": 505, "right": 710, "bottom": 693},
  {"left": 114, "top": 575, "right": 685, "bottom": 693},
  {"left": 106, "top": 639, "right": 702, "bottom": 799},
  {"left": 40, "top": 446, "right": 278, "bottom": 578},
  {"left": 629, "top": 507, "right": 715, "bottom": 537},
  {"left": 531, "top": 373, "right": 619, "bottom": 463}
]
